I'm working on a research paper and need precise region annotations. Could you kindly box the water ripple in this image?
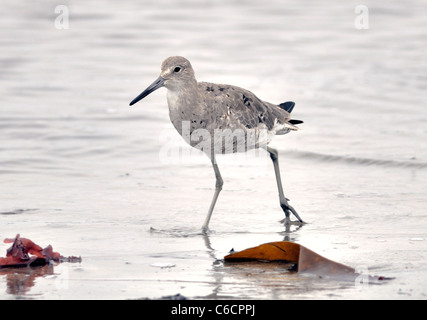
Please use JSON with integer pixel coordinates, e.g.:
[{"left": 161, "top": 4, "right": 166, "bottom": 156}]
[{"left": 291, "top": 151, "right": 427, "bottom": 169}]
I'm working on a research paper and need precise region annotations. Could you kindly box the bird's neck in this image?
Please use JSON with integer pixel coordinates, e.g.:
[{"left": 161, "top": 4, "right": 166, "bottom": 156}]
[
  {"left": 166, "top": 79, "right": 200, "bottom": 113},
  {"left": 166, "top": 80, "right": 205, "bottom": 136}
]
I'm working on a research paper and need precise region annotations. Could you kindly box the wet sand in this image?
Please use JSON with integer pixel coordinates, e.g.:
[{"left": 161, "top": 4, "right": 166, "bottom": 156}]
[
  {"left": 1, "top": 0, "right": 426, "bottom": 299},
  {"left": 1, "top": 157, "right": 426, "bottom": 299}
]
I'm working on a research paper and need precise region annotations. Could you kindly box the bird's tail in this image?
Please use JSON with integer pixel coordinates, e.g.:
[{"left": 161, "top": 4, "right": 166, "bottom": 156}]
[
  {"left": 279, "top": 101, "right": 303, "bottom": 125},
  {"left": 279, "top": 101, "right": 295, "bottom": 113}
]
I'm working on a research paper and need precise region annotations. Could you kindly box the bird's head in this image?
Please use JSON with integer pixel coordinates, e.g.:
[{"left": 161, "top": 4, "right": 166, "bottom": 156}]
[{"left": 129, "top": 56, "right": 195, "bottom": 106}]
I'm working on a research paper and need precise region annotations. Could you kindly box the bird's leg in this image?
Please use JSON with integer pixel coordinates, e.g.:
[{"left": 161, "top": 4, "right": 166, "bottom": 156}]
[
  {"left": 267, "top": 146, "right": 304, "bottom": 224},
  {"left": 202, "top": 156, "right": 223, "bottom": 232}
]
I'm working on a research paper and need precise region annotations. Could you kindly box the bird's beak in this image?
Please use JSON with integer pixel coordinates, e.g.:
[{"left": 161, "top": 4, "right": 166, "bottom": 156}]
[{"left": 129, "top": 76, "right": 165, "bottom": 106}]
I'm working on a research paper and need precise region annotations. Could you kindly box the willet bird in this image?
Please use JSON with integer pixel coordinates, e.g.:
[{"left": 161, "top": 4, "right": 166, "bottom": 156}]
[{"left": 130, "top": 56, "right": 304, "bottom": 231}]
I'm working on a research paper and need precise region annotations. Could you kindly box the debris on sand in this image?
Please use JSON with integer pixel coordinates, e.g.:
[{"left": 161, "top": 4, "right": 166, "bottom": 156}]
[
  {"left": 0, "top": 234, "right": 81, "bottom": 268},
  {"left": 225, "top": 241, "right": 392, "bottom": 283}
]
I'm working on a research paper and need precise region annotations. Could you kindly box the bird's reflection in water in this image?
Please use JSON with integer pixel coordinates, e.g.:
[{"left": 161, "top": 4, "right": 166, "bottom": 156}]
[{"left": 279, "top": 219, "right": 304, "bottom": 242}]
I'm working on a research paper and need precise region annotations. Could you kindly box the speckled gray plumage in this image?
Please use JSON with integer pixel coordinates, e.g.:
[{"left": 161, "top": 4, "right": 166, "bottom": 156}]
[
  {"left": 129, "top": 56, "right": 304, "bottom": 228},
  {"left": 195, "top": 81, "right": 294, "bottom": 133},
  {"left": 151, "top": 56, "right": 302, "bottom": 155}
]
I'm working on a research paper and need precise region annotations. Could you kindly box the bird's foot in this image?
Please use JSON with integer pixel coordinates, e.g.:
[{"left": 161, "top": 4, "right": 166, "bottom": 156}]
[
  {"left": 201, "top": 225, "right": 214, "bottom": 235},
  {"left": 280, "top": 202, "right": 305, "bottom": 225}
]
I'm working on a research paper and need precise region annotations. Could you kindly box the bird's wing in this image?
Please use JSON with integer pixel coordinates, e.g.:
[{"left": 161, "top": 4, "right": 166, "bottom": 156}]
[{"left": 198, "top": 82, "right": 291, "bottom": 131}]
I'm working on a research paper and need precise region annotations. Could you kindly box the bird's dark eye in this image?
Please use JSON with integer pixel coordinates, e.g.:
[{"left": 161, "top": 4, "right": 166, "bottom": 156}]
[{"left": 174, "top": 66, "right": 182, "bottom": 73}]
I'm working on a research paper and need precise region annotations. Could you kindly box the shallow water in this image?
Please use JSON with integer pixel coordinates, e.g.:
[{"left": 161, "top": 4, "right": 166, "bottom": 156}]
[{"left": 0, "top": 0, "right": 426, "bottom": 299}]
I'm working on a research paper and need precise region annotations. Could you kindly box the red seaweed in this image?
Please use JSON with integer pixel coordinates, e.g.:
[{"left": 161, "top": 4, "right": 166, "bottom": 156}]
[{"left": 0, "top": 234, "right": 81, "bottom": 268}]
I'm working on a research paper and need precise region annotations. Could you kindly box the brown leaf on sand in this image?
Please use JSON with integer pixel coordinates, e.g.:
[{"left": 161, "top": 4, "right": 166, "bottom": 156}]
[{"left": 224, "top": 241, "right": 391, "bottom": 283}]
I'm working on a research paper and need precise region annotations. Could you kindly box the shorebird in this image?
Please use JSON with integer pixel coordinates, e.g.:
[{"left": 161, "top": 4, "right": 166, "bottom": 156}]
[{"left": 130, "top": 56, "right": 304, "bottom": 231}]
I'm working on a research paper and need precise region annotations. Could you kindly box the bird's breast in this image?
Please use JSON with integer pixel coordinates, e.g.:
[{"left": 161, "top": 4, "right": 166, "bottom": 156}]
[{"left": 166, "top": 89, "right": 206, "bottom": 135}]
